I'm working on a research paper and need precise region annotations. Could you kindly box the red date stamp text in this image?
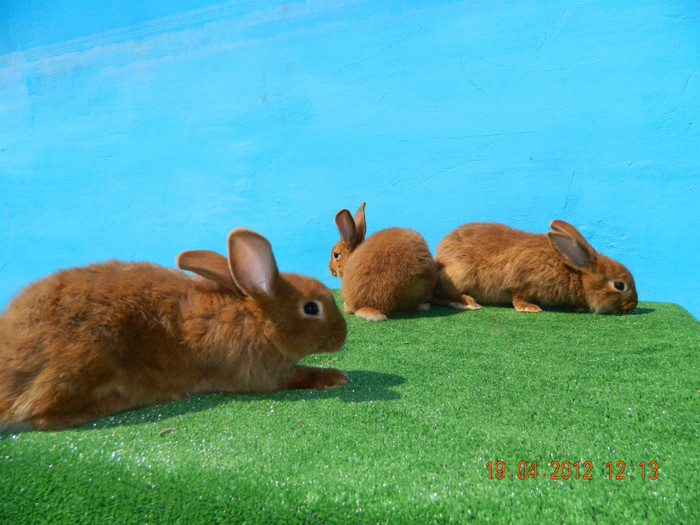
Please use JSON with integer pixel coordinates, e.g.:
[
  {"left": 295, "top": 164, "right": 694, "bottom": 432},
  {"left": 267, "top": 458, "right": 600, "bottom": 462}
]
[{"left": 485, "top": 460, "right": 659, "bottom": 480}]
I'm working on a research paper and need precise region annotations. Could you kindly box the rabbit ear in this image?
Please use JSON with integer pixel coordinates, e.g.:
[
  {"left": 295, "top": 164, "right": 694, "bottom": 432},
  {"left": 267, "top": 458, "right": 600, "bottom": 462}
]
[
  {"left": 227, "top": 228, "right": 280, "bottom": 299},
  {"left": 548, "top": 231, "right": 596, "bottom": 272},
  {"left": 353, "top": 202, "right": 367, "bottom": 243},
  {"left": 335, "top": 209, "right": 357, "bottom": 244},
  {"left": 549, "top": 220, "right": 596, "bottom": 255},
  {"left": 176, "top": 250, "right": 243, "bottom": 294}
]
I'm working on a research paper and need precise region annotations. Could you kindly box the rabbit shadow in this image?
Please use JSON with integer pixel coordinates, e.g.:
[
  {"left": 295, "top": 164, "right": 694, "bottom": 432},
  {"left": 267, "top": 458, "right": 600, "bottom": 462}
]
[
  {"left": 455, "top": 303, "right": 655, "bottom": 316},
  {"left": 390, "top": 305, "right": 470, "bottom": 321},
  {"left": 243, "top": 369, "right": 405, "bottom": 404},
  {"left": 0, "top": 370, "right": 406, "bottom": 434},
  {"left": 300, "top": 369, "right": 404, "bottom": 403},
  {"left": 626, "top": 307, "right": 654, "bottom": 316},
  {"left": 545, "top": 305, "right": 655, "bottom": 316}
]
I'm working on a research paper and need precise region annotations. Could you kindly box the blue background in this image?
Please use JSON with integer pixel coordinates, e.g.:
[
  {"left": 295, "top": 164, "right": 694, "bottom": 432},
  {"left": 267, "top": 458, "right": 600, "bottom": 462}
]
[{"left": 1, "top": 0, "right": 698, "bottom": 318}]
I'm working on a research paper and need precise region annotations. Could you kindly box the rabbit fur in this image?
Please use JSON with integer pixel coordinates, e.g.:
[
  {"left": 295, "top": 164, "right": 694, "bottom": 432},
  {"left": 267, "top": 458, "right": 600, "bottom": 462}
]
[
  {"left": 433, "top": 220, "right": 638, "bottom": 314},
  {"left": 329, "top": 202, "right": 437, "bottom": 322},
  {"left": 0, "top": 229, "right": 347, "bottom": 431}
]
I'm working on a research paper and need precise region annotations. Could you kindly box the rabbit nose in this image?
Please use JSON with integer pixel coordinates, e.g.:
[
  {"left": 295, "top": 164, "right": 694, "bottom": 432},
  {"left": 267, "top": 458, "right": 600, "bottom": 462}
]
[
  {"left": 621, "top": 300, "right": 638, "bottom": 313},
  {"left": 326, "top": 327, "right": 347, "bottom": 353}
]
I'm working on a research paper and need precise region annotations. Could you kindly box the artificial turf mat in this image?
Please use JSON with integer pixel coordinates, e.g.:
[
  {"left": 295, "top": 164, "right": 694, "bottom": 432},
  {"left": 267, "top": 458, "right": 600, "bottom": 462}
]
[{"left": 0, "top": 298, "right": 698, "bottom": 524}]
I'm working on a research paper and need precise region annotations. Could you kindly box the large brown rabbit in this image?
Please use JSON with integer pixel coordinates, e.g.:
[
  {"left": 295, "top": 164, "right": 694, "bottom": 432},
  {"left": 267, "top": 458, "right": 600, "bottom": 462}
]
[
  {"left": 433, "top": 220, "right": 638, "bottom": 314},
  {"left": 329, "top": 202, "right": 437, "bottom": 322},
  {"left": 0, "top": 229, "right": 348, "bottom": 431}
]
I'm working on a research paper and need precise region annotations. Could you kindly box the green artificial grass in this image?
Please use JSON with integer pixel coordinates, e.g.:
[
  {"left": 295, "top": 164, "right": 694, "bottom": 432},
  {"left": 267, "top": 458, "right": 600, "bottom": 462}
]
[{"left": 1, "top": 298, "right": 698, "bottom": 524}]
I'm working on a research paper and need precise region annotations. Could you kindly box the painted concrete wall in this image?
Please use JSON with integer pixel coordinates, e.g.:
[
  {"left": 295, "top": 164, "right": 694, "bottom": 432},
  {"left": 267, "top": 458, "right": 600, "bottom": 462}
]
[{"left": 1, "top": 1, "right": 698, "bottom": 318}]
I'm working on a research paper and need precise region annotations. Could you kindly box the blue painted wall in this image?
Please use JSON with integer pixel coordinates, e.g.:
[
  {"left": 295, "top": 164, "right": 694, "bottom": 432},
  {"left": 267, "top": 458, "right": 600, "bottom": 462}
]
[{"left": 1, "top": 1, "right": 699, "bottom": 318}]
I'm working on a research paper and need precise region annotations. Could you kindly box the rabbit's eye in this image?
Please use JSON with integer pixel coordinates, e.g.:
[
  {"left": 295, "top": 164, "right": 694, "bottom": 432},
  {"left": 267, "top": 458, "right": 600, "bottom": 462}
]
[
  {"left": 613, "top": 281, "right": 626, "bottom": 292},
  {"left": 333, "top": 252, "right": 340, "bottom": 259},
  {"left": 302, "top": 301, "right": 321, "bottom": 316}
]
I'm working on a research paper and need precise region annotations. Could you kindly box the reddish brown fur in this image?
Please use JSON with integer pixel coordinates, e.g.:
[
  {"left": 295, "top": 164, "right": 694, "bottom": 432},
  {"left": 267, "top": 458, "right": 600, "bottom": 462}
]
[
  {"left": 0, "top": 230, "right": 347, "bottom": 431},
  {"left": 329, "top": 238, "right": 353, "bottom": 279},
  {"left": 433, "top": 221, "right": 638, "bottom": 314},
  {"left": 342, "top": 227, "right": 437, "bottom": 315},
  {"left": 329, "top": 203, "right": 437, "bottom": 320}
]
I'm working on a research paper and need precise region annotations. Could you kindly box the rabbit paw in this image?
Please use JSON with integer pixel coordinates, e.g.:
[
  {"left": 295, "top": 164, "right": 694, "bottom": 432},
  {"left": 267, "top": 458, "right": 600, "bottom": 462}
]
[
  {"left": 354, "top": 307, "right": 388, "bottom": 322},
  {"left": 512, "top": 297, "right": 543, "bottom": 313},
  {"left": 283, "top": 365, "right": 349, "bottom": 390}
]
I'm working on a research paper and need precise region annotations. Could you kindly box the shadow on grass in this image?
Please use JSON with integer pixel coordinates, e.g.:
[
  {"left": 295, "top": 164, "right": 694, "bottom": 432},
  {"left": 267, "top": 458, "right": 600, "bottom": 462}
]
[
  {"left": 0, "top": 371, "right": 406, "bottom": 434},
  {"left": 245, "top": 370, "right": 405, "bottom": 404},
  {"left": 627, "top": 307, "right": 655, "bottom": 315},
  {"left": 389, "top": 305, "right": 470, "bottom": 321},
  {"left": 345, "top": 302, "right": 655, "bottom": 322},
  {"left": 329, "top": 369, "right": 405, "bottom": 403},
  {"left": 441, "top": 303, "right": 655, "bottom": 316}
]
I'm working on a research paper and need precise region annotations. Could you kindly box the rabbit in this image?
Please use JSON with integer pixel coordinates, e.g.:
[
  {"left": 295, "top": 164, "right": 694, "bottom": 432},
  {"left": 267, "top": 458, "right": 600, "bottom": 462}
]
[
  {"left": 433, "top": 220, "right": 638, "bottom": 314},
  {"left": 329, "top": 202, "right": 437, "bottom": 322},
  {"left": 0, "top": 228, "right": 348, "bottom": 431}
]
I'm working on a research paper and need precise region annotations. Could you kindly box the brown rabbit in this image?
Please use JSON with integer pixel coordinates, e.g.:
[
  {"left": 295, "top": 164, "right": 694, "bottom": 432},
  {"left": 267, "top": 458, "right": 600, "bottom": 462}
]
[
  {"left": 433, "top": 220, "right": 638, "bottom": 314},
  {"left": 329, "top": 202, "right": 437, "bottom": 322},
  {"left": 0, "top": 229, "right": 348, "bottom": 431}
]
